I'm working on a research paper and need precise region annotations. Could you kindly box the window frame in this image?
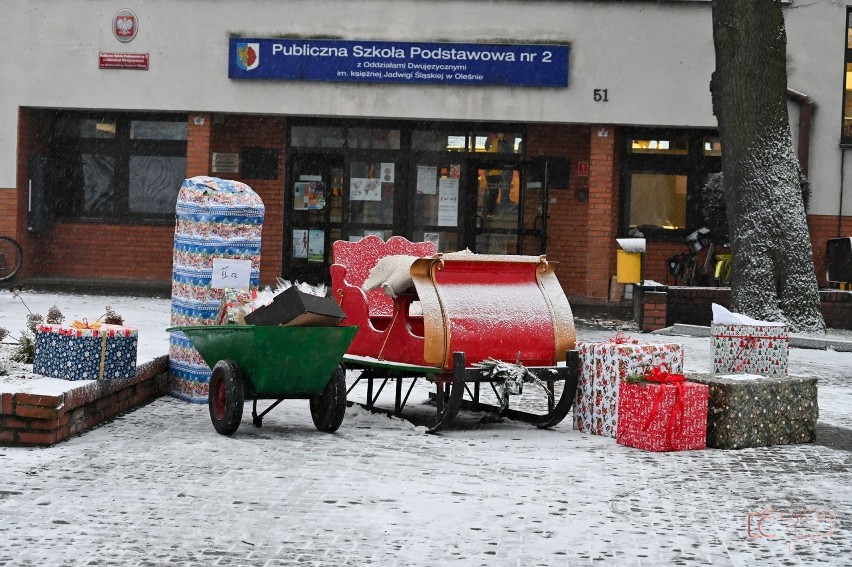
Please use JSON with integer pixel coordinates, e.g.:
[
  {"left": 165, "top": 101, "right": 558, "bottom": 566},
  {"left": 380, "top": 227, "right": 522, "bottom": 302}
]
[
  {"left": 50, "top": 111, "right": 188, "bottom": 224},
  {"left": 842, "top": 7, "right": 852, "bottom": 147},
  {"left": 619, "top": 128, "right": 721, "bottom": 241}
]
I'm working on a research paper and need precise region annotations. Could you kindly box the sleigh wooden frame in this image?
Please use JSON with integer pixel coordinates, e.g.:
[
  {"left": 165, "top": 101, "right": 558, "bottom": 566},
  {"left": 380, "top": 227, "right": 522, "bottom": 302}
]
[{"left": 330, "top": 235, "right": 579, "bottom": 432}]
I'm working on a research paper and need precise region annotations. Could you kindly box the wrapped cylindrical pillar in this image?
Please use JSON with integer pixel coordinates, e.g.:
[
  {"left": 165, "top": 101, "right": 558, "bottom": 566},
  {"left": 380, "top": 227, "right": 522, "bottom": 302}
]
[{"left": 168, "top": 176, "right": 265, "bottom": 402}]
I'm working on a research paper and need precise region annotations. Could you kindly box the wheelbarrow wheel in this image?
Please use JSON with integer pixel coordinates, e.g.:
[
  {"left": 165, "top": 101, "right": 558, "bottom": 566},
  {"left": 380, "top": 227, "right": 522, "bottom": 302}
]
[
  {"left": 209, "top": 360, "right": 245, "bottom": 435},
  {"left": 310, "top": 364, "right": 347, "bottom": 433}
]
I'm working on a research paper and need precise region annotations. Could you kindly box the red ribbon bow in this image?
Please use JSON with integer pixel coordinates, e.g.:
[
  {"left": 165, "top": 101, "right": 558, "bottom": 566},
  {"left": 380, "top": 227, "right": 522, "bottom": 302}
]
[
  {"left": 733, "top": 334, "right": 759, "bottom": 373},
  {"left": 609, "top": 332, "right": 638, "bottom": 345},
  {"left": 641, "top": 364, "right": 687, "bottom": 450}
]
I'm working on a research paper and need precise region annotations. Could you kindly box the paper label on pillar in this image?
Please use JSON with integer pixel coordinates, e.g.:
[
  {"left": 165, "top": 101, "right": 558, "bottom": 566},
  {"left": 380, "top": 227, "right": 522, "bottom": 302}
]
[{"left": 211, "top": 258, "right": 252, "bottom": 289}]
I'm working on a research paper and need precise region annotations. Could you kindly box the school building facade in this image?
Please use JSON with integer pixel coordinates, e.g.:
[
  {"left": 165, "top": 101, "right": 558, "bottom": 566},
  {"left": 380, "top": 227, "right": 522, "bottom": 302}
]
[{"left": 2, "top": 0, "right": 851, "bottom": 303}]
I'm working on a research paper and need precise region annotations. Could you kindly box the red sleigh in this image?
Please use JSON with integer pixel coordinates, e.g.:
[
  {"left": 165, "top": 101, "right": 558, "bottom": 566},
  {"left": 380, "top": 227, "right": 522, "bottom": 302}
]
[{"left": 330, "top": 235, "right": 579, "bottom": 432}]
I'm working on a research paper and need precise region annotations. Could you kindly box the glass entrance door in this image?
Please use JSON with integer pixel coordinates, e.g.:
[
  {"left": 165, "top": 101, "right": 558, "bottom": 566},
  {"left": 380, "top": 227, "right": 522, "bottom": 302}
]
[
  {"left": 346, "top": 158, "right": 397, "bottom": 242},
  {"left": 284, "top": 122, "right": 539, "bottom": 284},
  {"left": 286, "top": 153, "right": 344, "bottom": 284},
  {"left": 474, "top": 161, "right": 522, "bottom": 254},
  {"left": 409, "top": 157, "right": 465, "bottom": 253},
  {"left": 468, "top": 160, "right": 548, "bottom": 256}
]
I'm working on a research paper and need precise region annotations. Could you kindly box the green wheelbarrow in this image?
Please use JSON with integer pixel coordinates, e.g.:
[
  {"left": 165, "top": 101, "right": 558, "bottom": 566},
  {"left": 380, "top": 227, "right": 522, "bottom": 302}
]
[{"left": 168, "top": 325, "right": 357, "bottom": 435}]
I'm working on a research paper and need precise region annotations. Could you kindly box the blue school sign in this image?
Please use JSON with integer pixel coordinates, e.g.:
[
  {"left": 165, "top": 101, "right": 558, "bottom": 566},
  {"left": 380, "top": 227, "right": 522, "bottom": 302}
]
[{"left": 229, "top": 38, "right": 569, "bottom": 87}]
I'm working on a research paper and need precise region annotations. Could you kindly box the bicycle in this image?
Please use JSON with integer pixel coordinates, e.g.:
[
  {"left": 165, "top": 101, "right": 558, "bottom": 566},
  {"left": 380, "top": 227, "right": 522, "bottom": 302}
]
[
  {"left": 0, "top": 236, "right": 23, "bottom": 282},
  {"left": 666, "top": 228, "right": 715, "bottom": 286}
]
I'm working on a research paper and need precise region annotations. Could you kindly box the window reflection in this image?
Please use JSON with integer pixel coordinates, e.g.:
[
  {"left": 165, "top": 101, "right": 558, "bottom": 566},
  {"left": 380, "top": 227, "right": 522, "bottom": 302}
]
[
  {"left": 129, "top": 156, "right": 186, "bottom": 213},
  {"left": 290, "top": 126, "right": 345, "bottom": 148},
  {"left": 848, "top": 11, "right": 852, "bottom": 48},
  {"left": 844, "top": 63, "right": 852, "bottom": 139},
  {"left": 630, "top": 136, "right": 689, "bottom": 155},
  {"left": 703, "top": 137, "right": 722, "bottom": 156},
  {"left": 57, "top": 118, "right": 117, "bottom": 138},
  {"left": 412, "top": 131, "right": 467, "bottom": 151},
  {"left": 628, "top": 173, "right": 687, "bottom": 230},
  {"left": 347, "top": 128, "right": 400, "bottom": 149},
  {"left": 52, "top": 112, "right": 187, "bottom": 219},
  {"left": 81, "top": 154, "right": 115, "bottom": 214},
  {"left": 473, "top": 132, "right": 522, "bottom": 153},
  {"left": 131, "top": 121, "right": 187, "bottom": 140}
]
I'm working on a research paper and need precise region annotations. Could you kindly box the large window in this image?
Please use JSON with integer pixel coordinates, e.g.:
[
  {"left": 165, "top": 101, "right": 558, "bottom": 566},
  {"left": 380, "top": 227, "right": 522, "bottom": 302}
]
[
  {"left": 621, "top": 130, "right": 720, "bottom": 238},
  {"left": 52, "top": 112, "right": 187, "bottom": 221},
  {"left": 843, "top": 8, "right": 852, "bottom": 145}
]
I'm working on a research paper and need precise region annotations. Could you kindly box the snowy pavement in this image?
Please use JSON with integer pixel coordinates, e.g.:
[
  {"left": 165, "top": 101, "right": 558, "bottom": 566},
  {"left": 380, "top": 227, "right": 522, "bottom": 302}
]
[{"left": 1, "top": 290, "right": 851, "bottom": 566}]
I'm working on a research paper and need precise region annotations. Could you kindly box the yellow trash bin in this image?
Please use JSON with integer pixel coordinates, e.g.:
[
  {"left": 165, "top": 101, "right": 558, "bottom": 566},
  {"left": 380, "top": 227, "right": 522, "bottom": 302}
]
[{"left": 616, "top": 250, "right": 642, "bottom": 284}]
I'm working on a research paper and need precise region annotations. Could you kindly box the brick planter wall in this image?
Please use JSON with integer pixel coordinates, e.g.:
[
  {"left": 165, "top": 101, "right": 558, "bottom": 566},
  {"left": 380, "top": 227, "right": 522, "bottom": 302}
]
[
  {"left": 0, "top": 355, "right": 168, "bottom": 447},
  {"left": 640, "top": 287, "right": 852, "bottom": 332}
]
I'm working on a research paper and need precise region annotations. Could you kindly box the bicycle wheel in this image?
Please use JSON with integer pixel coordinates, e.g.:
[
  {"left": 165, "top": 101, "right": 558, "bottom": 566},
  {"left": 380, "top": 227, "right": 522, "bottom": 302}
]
[{"left": 0, "top": 236, "right": 23, "bottom": 282}]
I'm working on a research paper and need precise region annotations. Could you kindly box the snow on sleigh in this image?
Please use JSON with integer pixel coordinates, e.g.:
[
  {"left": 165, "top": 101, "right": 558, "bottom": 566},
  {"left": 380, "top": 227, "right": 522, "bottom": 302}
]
[{"left": 331, "top": 235, "right": 579, "bottom": 433}]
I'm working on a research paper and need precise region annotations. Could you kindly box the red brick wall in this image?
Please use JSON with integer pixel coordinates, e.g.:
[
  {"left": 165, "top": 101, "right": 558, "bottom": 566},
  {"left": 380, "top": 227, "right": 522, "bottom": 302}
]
[
  {"left": 641, "top": 291, "right": 669, "bottom": 331},
  {"left": 526, "top": 124, "right": 590, "bottom": 297},
  {"left": 40, "top": 223, "right": 175, "bottom": 280},
  {"left": 0, "top": 357, "right": 167, "bottom": 447},
  {"left": 585, "top": 126, "right": 619, "bottom": 302},
  {"left": 640, "top": 287, "right": 852, "bottom": 331},
  {"left": 187, "top": 113, "right": 212, "bottom": 176},
  {"left": 0, "top": 188, "right": 16, "bottom": 237},
  {"left": 210, "top": 115, "right": 285, "bottom": 287}
]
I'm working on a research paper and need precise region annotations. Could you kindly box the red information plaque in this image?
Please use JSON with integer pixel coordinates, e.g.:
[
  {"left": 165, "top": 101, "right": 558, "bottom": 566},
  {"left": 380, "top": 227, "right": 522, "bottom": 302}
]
[{"left": 99, "top": 52, "right": 149, "bottom": 70}]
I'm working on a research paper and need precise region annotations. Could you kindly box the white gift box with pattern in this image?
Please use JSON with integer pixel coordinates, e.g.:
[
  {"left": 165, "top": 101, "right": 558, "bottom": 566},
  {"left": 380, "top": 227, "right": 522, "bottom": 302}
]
[
  {"left": 710, "top": 304, "right": 789, "bottom": 376},
  {"left": 573, "top": 336, "right": 684, "bottom": 438}
]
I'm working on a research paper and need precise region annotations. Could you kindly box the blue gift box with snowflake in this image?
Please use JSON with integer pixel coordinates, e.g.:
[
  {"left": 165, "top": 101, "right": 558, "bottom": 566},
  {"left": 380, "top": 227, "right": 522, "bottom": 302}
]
[{"left": 33, "top": 324, "right": 138, "bottom": 381}]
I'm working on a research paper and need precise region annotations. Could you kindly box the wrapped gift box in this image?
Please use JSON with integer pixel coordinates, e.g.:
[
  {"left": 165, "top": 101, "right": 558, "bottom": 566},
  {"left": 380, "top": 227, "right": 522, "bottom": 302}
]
[
  {"left": 573, "top": 339, "right": 684, "bottom": 438},
  {"left": 711, "top": 324, "right": 789, "bottom": 376},
  {"left": 34, "top": 324, "right": 138, "bottom": 381},
  {"left": 169, "top": 176, "right": 264, "bottom": 402},
  {"left": 616, "top": 379, "right": 708, "bottom": 452},
  {"left": 688, "top": 373, "right": 818, "bottom": 449}
]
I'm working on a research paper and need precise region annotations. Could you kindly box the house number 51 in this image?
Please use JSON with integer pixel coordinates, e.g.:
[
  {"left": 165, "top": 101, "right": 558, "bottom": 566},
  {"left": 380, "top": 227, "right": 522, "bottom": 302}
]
[{"left": 593, "top": 89, "right": 609, "bottom": 102}]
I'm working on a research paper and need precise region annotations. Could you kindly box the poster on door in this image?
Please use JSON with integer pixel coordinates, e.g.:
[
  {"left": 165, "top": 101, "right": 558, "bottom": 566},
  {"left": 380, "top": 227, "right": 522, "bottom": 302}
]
[
  {"left": 308, "top": 229, "right": 325, "bottom": 262},
  {"left": 416, "top": 166, "right": 437, "bottom": 195},
  {"left": 294, "top": 181, "right": 326, "bottom": 210},
  {"left": 293, "top": 229, "right": 308, "bottom": 259},
  {"left": 423, "top": 232, "right": 440, "bottom": 250},
  {"left": 438, "top": 179, "right": 459, "bottom": 227},
  {"left": 350, "top": 178, "right": 382, "bottom": 201}
]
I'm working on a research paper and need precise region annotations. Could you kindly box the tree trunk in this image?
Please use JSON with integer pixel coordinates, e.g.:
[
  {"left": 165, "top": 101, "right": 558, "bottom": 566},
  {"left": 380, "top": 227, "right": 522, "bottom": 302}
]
[{"left": 710, "top": 0, "right": 824, "bottom": 333}]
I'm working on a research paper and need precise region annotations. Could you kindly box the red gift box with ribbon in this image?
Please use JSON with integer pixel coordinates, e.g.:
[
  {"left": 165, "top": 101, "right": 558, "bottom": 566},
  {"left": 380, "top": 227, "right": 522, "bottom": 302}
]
[{"left": 616, "top": 366, "right": 708, "bottom": 452}]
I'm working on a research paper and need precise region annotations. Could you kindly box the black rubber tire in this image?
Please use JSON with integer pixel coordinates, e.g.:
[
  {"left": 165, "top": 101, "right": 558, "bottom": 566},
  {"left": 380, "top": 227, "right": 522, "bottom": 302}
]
[
  {"left": 0, "top": 236, "right": 23, "bottom": 282},
  {"left": 208, "top": 360, "right": 245, "bottom": 435},
  {"left": 310, "top": 364, "right": 347, "bottom": 433}
]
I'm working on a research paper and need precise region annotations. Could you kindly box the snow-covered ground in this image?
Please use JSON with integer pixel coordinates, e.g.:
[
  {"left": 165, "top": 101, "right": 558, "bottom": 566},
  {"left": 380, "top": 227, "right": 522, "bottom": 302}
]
[{"left": 1, "top": 288, "right": 850, "bottom": 565}]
